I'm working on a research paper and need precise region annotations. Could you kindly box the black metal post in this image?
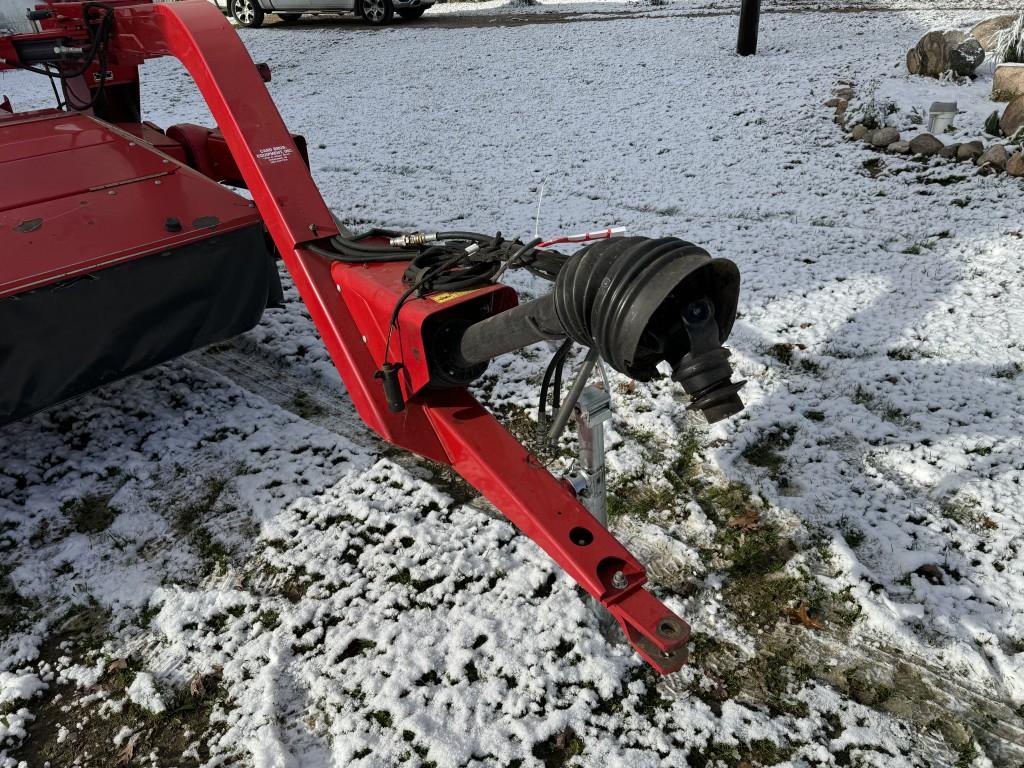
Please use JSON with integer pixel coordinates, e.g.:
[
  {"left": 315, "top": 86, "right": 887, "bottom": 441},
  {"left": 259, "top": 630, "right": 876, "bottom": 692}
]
[{"left": 737, "top": 0, "right": 761, "bottom": 56}]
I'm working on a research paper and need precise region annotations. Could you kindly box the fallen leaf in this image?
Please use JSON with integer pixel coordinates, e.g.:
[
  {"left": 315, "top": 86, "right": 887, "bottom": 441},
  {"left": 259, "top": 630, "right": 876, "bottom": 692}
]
[
  {"left": 785, "top": 601, "right": 824, "bottom": 630},
  {"left": 189, "top": 672, "right": 206, "bottom": 698},
  {"left": 727, "top": 509, "right": 760, "bottom": 530},
  {"left": 115, "top": 733, "right": 140, "bottom": 766},
  {"left": 106, "top": 657, "right": 129, "bottom": 673}
]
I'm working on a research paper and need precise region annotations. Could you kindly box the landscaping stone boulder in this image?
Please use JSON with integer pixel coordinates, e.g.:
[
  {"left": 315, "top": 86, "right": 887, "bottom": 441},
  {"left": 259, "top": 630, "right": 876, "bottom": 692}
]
[
  {"left": 870, "top": 127, "right": 900, "bottom": 148},
  {"left": 950, "top": 38, "right": 985, "bottom": 77},
  {"left": 851, "top": 124, "right": 868, "bottom": 141},
  {"left": 993, "top": 63, "right": 1024, "bottom": 101},
  {"left": 907, "top": 30, "right": 985, "bottom": 78},
  {"left": 909, "top": 133, "right": 944, "bottom": 156},
  {"left": 939, "top": 143, "right": 961, "bottom": 158},
  {"left": 970, "top": 14, "right": 1017, "bottom": 51},
  {"left": 1001, "top": 95, "right": 1024, "bottom": 137},
  {"left": 957, "top": 141, "right": 984, "bottom": 161},
  {"left": 1007, "top": 152, "right": 1024, "bottom": 177},
  {"left": 977, "top": 143, "right": 1008, "bottom": 170},
  {"left": 888, "top": 141, "right": 911, "bottom": 154}
]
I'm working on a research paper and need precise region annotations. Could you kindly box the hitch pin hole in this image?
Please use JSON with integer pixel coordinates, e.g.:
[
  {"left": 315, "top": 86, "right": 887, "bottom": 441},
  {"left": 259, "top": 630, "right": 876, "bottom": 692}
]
[
  {"left": 569, "top": 527, "right": 594, "bottom": 546},
  {"left": 658, "top": 619, "right": 682, "bottom": 639}
]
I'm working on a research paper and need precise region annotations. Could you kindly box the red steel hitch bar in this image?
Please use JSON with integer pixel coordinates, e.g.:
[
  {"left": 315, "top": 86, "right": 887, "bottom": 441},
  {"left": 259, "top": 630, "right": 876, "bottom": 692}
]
[{"left": 0, "top": 0, "right": 747, "bottom": 673}]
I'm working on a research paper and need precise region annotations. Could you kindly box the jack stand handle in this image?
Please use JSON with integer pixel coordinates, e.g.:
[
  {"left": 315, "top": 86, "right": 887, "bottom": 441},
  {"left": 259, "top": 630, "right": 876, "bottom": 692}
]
[{"left": 547, "top": 348, "right": 600, "bottom": 443}]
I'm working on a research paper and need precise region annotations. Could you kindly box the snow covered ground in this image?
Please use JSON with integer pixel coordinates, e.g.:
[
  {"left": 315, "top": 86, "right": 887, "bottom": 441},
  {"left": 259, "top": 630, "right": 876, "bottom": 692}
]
[{"left": 3, "top": 1, "right": 1024, "bottom": 766}]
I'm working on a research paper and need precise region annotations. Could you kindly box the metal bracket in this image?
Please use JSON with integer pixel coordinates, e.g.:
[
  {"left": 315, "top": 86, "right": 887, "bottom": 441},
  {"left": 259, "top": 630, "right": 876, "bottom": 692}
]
[{"left": 573, "top": 385, "right": 611, "bottom": 526}]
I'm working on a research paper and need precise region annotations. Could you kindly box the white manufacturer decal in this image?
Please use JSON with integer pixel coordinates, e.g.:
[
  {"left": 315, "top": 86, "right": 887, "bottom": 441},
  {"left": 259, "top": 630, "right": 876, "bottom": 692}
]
[{"left": 255, "top": 145, "right": 294, "bottom": 164}]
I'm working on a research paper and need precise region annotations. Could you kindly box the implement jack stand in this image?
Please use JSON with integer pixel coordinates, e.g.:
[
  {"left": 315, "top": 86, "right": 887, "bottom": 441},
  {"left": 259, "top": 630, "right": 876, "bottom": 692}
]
[{"left": 568, "top": 385, "right": 617, "bottom": 635}]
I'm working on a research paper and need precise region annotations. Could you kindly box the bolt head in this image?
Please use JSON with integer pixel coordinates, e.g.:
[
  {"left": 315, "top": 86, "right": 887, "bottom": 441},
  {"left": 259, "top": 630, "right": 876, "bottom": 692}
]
[{"left": 611, "top": 571, "right": 628, "bottom": 590}]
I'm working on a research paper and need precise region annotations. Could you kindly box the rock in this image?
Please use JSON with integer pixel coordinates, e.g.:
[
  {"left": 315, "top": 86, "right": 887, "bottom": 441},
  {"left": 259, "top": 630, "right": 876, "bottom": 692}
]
[
  {"left": 939, "top": 142, "right": 961, "bottom": 158},
  {"left": 977, "top": 143, "right": 1008, "bottom": 169},
  {"left": 950, "top": 38, "right": 985, "bottom": 77},
  {"left": 907, "top": 30, "right": 971, "bottom": 77},
  {"left": 850, "top": 124, "right": 868, "bottom": 141},
  {"left": 970, "top": 13, "right": 1017, "bottom": 51},
  {"left": 914, "top": 564, "right": 945, "bottom": 585},
  {"left": 985, "top": 109, "right": 1003, "bottom": 136},
  {"left": 888, "top": 141, "right": 911, "bottom": 154},
  {"left": 993, "top": 63, "right": 1024, "bottom": 101},
  {"left": 957, "top": 140, "right": 984, "bottom": 161},
  {"left": 870, "top": 127, "right": 900, "bottom": 148},
  {"left": 1001, "top": 96, "right": 1024, "bottom": 137},
  {"left": 908, "top": 133, "right": 944, "bottom": 155},
  {"left": 906, "top": 47, "right": 922, "bottom": 75},
  {"left": 1007, "top": 152, "right": 1024, "bottom": 176}
]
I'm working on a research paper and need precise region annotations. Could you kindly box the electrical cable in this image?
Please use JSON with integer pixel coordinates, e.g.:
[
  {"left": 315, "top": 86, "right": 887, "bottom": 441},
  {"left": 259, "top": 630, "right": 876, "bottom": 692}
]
[
  {"left": 492, "top": 237, "right": 542, "bottom": 283},
  {"left": 381, "top": 249, "right": 468, "bottom": 365}
]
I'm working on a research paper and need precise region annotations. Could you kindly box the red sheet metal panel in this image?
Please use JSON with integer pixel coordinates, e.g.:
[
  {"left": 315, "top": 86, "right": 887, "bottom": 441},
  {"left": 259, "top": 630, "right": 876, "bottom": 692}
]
[{"left": 0, "top": 113, "right": 262, "bottom": 298}]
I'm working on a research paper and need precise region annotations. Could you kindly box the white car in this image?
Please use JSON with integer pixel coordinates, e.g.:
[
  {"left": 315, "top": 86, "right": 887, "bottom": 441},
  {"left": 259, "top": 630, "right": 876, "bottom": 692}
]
[{"left": 211, "top": 0, "right": 432, "bottom": 28}]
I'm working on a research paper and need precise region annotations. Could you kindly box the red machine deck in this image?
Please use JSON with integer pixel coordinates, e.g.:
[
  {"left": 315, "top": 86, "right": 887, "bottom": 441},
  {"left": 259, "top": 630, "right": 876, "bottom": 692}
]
[{"left": 0, "top": 111, "right": 261, "bottom": 299}]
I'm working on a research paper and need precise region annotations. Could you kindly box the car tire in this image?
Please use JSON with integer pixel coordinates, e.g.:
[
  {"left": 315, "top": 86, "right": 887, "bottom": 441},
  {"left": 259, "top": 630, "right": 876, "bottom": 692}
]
[
  {"left": 278, "top": 12, "right": 301, "bottom": 21},
  {"left": 358, "top": 0, "right": 394, "bottom": 26},
  {"left": 230, "top": 0, "right": 265, "bottom": 27},
  {"left": 396, "top": 6, "right": 425, "bottom": 20}
]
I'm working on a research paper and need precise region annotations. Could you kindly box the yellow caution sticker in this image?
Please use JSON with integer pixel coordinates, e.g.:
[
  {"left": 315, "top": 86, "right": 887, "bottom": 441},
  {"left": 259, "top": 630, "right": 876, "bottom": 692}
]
[{"left": 429, "top": 289, "right": 477, "bottom": 304}]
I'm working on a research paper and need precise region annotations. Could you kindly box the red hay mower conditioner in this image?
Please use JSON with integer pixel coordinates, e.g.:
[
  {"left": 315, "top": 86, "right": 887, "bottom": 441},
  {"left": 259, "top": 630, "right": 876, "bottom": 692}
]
[{"left": 0, "top": 0, "right": 747, "bottom": 673}]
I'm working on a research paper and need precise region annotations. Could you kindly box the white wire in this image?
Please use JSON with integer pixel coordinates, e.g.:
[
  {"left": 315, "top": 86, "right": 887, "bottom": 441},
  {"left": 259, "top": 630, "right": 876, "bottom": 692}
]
[{"left": 533, "top": 183, "right": 545, "bottom": 240}]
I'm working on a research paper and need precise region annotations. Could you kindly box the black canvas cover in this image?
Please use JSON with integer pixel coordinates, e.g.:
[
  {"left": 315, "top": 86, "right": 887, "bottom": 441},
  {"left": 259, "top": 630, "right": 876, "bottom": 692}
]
[{"left": 0, "top": 224, "right": 282, "bottom": 426}]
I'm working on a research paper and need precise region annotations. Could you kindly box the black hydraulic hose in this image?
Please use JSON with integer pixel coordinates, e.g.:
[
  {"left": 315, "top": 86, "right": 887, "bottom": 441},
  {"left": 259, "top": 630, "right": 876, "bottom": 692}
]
[
  {"left": 309, "top": 242, "right": 411, "bottom": 263},
  {"left": 433, "top": 231, "right": 493, "bottom": 242},
  {"left": 314, "top": 229, "right": 498, "bottom": 263},
  {"left": 537, "top": 338, "right": 573, "bottom": 432},
  {"left": 15, "top": 3, "right": 113, "bottom": 78},
  {"left": 493, "top": 237, "right": 542, "bottom": 282}
]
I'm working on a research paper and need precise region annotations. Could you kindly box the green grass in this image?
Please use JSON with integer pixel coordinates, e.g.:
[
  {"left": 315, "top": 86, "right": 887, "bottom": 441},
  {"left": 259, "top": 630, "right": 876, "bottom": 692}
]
[
  {"left": 741, "top": 426, "right": 797, "bottom": 479},
  {"left": 994, "top": 362, "right": 1022, "bottom": 380},
  {"left": 290, "top": 390, "right": 325, "bottom": 419},
  {"left": 174, "top": 477, "right": 232, "bottom": 576},
  {"left": 532, "top": 728, "right": 584, "bottom": 768},
  {"left": 63, "top": 494, "right": 117, "bottom": 534},
  {"left": 852, "top": 385, "right": 906, "bottom": 423}
]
